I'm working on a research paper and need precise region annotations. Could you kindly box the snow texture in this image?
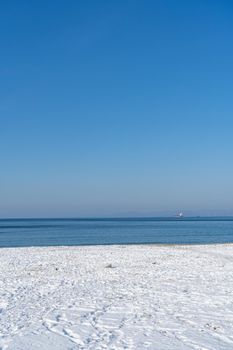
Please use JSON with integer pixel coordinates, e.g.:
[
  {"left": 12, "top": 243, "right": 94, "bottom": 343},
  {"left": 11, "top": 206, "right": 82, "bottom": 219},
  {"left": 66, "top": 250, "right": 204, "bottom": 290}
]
[{"left": 0, "top": 244, "right": 233, "bottom": 349}]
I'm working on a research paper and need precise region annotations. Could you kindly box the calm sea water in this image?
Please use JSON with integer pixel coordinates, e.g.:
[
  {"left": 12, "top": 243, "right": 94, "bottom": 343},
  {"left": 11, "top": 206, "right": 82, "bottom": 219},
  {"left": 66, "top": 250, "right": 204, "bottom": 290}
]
[{"left": 0, "top": 217, "right": 233, "bottom": 248}]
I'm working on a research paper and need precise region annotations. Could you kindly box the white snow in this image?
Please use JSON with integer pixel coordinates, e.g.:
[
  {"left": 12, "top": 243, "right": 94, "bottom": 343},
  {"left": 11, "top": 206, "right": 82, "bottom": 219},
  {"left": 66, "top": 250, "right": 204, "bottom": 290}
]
[{"left": 0, "top": 244, "right": 233, "bottom": 349}]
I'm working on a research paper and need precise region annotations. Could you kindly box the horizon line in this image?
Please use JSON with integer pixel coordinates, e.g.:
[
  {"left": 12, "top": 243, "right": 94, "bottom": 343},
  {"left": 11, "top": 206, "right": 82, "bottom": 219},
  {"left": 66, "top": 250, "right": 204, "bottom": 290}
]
[{"left": 1, "top": 215, "right": 233, "bottom": 220}]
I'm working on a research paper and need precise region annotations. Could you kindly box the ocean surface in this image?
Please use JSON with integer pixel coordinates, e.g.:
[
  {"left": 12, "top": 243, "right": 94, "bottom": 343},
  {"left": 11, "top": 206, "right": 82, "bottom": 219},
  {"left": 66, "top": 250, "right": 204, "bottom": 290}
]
[{"left": 1, "top": 217, "right": 233, "bottom": 248}]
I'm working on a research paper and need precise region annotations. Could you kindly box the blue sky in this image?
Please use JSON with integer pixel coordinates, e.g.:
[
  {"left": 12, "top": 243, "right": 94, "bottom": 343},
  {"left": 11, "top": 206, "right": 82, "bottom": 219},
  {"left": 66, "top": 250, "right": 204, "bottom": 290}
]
[{"left": 1, "top": 0, "right": 233, "bottom": 217}]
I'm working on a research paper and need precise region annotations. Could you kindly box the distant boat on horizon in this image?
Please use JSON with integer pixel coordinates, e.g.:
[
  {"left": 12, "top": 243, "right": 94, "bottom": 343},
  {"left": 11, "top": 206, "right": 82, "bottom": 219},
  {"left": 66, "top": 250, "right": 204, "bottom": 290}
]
[{"left": 176, "top": 212, "right": 184, "bottom": 218}]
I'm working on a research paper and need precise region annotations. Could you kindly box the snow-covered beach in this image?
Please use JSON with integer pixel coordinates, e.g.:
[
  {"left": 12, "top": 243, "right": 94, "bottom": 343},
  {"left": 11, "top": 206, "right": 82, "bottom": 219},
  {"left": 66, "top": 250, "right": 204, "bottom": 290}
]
[{"left": 0, "top": 244, "right": 233, "bottom": 350}]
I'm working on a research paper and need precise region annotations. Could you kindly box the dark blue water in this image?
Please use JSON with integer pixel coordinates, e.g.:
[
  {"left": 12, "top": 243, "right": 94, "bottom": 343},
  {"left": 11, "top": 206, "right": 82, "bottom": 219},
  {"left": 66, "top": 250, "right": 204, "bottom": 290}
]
[{"left": 1, "top": 217, "right": 233, "bottom": 248}]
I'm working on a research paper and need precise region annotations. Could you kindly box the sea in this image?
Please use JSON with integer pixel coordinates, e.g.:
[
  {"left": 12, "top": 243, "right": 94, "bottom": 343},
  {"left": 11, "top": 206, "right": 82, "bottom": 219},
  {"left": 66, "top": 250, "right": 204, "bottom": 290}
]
[{"left": 0, "top": 217, "right": 233, "bottom": 248}]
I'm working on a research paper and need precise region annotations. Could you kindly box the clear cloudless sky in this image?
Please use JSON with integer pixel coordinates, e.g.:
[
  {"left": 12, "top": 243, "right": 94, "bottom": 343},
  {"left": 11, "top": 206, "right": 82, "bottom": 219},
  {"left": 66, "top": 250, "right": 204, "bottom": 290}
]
[{"left": 1, "top": 0, "right": 233, "bottom": 217}]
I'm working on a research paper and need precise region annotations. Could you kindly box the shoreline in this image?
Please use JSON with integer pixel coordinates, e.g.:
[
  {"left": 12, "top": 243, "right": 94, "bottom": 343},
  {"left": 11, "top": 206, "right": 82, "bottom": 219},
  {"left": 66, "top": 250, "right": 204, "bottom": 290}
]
[{"left": 1, "top": 241, "right": 233, "bottom": 250}]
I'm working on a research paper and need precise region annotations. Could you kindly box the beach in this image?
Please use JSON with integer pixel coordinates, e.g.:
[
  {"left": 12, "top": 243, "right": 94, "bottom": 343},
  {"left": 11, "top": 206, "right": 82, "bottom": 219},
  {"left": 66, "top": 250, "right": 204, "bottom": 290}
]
[{"left": 0, "top": 244, "right": 233, "bottom": 350}]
